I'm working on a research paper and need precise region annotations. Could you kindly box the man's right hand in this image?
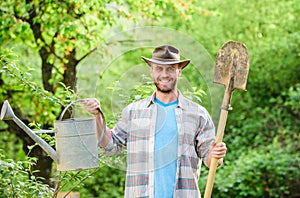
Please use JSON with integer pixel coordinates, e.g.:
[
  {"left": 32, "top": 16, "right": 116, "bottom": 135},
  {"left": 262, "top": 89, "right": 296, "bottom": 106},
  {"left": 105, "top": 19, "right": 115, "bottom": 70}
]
[{"left": 81, "top": 98, "right": 101, "bottom": 116}]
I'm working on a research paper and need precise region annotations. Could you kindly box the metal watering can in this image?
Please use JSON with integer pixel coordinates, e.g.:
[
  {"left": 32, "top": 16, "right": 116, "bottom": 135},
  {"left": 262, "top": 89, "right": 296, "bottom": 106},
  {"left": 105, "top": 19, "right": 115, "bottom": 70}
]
[{"left": 0, "top": 100, "right": 102, "bottom": 171}]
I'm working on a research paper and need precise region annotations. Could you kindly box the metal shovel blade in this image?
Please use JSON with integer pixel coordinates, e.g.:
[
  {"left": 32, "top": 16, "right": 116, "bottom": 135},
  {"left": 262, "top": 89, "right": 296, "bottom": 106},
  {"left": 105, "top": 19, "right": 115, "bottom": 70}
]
[{"left": 214, "top": 41, "right": 250, "bottom": 91}]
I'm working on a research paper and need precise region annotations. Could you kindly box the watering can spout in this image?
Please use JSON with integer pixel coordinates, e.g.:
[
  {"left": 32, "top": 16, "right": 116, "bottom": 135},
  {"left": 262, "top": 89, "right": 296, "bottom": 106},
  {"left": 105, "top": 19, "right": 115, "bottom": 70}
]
[{"left": 1, "top": 100, "right": 59, "bottom": 162}]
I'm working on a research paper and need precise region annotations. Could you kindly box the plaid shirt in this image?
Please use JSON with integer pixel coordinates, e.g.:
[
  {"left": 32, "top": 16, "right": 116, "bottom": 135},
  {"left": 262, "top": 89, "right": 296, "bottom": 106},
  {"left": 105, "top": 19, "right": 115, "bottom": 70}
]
[{"left": 104, "top": 91, "right": 215, "bottom": 198}]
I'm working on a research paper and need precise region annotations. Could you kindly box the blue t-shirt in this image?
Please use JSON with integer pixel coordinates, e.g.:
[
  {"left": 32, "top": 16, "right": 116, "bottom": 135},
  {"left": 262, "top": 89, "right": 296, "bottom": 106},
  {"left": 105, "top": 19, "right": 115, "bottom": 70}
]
[{"left": 154, "top": 97, "right": 178, "bottom": 198}]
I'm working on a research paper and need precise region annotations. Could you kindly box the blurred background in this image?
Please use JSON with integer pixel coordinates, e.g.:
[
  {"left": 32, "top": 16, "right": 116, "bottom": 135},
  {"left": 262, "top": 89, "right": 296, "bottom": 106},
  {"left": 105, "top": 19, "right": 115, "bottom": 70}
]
[{"left": 0, "top": 0, "right": 299, "bottom": 197}]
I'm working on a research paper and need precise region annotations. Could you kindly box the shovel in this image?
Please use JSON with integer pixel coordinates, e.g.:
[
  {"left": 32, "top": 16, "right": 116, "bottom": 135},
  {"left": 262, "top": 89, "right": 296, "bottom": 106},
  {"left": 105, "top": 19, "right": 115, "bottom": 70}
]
[{"left": 204, "top": 40, "right": 250, "bottom": 198}]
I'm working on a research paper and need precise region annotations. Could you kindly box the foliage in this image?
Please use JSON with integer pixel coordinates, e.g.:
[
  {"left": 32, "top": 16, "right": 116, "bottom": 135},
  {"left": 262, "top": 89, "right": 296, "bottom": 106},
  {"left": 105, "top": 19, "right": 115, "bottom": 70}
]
[
  {"left": 284, "top": 83, "right": 300, "bottom": 115},
  {"left": 224, "top": 83, "right": 300, "bottom": 160},
  {"left": 0, "top": 150, "right": 53, "bottom": 197},
  {"left": 74, "top": 165, "right": 126, "bottom": 197},
  {"left": 213, "top": 137, "right": 300, "bottom": 198}
]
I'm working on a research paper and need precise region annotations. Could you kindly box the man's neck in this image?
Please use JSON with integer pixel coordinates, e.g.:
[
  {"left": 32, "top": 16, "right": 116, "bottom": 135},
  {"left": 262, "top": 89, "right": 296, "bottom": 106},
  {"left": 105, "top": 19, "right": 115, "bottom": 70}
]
[{"left": 155, "top": 89, "right": 179, "bottom": 104}]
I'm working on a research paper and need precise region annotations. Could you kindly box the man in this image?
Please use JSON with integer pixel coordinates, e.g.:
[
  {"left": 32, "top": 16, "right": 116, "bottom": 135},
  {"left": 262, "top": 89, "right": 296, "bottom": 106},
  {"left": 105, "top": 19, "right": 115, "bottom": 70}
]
[{"left": 82, "top": 45, "right": 227, "bottom": 197}]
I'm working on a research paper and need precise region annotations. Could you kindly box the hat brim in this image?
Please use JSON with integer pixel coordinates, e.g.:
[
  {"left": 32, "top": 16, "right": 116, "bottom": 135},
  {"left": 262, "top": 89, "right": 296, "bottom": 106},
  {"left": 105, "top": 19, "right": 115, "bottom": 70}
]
[{"left": 141, "top": 56, "right": 190, "bottom": 69}]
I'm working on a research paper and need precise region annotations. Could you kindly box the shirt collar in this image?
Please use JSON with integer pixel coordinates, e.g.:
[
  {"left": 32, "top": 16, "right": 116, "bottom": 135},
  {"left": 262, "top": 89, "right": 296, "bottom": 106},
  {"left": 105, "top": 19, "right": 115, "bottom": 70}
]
[{"left": 146, "top": 90, "right": 187, "bottom": 110}]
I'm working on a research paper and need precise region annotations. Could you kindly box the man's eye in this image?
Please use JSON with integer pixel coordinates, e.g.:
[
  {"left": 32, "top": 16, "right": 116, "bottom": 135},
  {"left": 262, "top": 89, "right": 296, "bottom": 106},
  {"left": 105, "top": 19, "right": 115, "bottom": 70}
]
[
  {"left": 156, "top": 67, "right": 163, "bottom": 71},
  {"left": 167, "top": 67, "right": 175, "bottom": 72}
]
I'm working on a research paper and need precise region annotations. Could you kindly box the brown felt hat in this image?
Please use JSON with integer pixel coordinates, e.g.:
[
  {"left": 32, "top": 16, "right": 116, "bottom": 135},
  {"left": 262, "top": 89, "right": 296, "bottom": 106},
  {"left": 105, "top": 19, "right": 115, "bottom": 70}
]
[{"left": 142, "top": 45, "right": 190, "bottom": 69}]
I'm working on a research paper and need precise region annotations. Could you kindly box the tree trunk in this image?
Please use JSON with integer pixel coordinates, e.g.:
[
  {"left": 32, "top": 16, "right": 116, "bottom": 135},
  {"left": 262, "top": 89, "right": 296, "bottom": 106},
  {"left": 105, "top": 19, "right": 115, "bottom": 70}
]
[
  {"left": 40, "top": 47, "right": 54, "bottom": 93},
  {"left": 26, "top": 2, "right": 54, "bottom": 93},
  {"left": 63, "top": 49, "right": 78, "bottom": 91}
]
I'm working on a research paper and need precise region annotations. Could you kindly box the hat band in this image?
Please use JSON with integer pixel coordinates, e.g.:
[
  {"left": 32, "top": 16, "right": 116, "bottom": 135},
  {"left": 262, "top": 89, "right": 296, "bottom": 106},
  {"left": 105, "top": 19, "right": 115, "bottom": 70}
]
[{"left": 152, "top": 56, "right": 180, "bottom": 62}]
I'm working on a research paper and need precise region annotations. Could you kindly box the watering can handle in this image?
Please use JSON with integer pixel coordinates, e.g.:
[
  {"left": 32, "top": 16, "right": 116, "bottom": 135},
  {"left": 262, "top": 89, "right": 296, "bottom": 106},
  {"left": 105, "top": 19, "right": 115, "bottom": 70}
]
[
  {"left": 59, "top": 99, "right": 96, "bottom": 121},
  {"left": 59, "top": 99, "right": 107, "bottom": 146},
  {"left": 59, "top": 100, "right": 80, "bottom": 121},
  {"left": 96, "top": 107, "right": 106, "bottom": 146}
]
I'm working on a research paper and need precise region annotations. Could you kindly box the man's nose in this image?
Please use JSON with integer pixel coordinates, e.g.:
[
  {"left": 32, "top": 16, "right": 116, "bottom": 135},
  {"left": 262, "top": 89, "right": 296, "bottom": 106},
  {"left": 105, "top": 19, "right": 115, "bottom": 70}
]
[{"left": 161, "top": 69, "right": 169, "bottom": 77}]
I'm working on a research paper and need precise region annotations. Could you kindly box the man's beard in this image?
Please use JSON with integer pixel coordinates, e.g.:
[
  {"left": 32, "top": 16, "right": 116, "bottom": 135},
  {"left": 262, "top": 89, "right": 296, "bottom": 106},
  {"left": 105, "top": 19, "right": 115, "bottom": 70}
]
[{"left": 154, "top": 78, "right": 177, "bottom": 93}]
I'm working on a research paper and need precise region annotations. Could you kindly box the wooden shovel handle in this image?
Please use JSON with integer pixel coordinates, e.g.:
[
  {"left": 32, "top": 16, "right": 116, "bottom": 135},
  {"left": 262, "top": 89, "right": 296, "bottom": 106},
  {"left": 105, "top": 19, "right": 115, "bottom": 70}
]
[{"left": 204, "top": 90, "right": 231, "bottom": 198}]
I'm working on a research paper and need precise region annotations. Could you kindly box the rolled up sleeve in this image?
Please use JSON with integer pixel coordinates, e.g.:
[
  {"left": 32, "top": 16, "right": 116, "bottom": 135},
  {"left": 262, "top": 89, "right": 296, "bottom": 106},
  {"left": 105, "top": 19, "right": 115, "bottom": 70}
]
[{"left": 194, "top": 109, "right": 216, "bottom": 167}]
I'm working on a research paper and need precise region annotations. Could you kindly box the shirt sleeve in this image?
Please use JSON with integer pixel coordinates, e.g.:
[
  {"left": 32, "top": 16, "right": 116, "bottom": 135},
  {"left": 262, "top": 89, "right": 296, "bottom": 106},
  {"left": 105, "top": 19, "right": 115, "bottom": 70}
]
[
  {"left": 194, "top": 108, "right": 216, "bottom": 166},
  {"left": 101, "top": 105, "right": 130, "bottom": 156}
]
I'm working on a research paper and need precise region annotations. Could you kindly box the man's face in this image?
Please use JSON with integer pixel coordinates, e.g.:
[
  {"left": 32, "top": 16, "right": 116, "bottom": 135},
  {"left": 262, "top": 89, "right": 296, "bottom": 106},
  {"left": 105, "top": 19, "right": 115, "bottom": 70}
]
[{"left": 150, "top": 63, "right": 182, "bottom": 93}]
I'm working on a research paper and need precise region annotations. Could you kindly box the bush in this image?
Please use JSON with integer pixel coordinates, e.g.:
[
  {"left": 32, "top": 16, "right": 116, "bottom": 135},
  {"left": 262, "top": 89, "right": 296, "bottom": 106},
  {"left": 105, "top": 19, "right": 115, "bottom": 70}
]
[
  {"left": 0, "top": 151, "right": 53, "bottom": 197},
  {"left": 225, "top": 82, "right": 300, "bottom": 161},
  {"left": 213, "top": 137, "right": 300, "bottom": 198}
]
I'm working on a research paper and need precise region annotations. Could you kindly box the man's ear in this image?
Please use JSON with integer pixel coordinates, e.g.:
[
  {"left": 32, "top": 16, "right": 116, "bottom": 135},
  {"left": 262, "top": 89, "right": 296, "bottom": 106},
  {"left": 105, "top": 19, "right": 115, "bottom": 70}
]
[{"left": 177, "top": 67, "right": 183, "bottom": 77}]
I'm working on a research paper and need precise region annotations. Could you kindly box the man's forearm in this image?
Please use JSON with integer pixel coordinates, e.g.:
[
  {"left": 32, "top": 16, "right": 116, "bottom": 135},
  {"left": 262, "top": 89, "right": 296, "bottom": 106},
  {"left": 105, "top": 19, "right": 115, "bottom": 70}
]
[{"left": 95, "top": 113, "right": 112, "bottom": 148}]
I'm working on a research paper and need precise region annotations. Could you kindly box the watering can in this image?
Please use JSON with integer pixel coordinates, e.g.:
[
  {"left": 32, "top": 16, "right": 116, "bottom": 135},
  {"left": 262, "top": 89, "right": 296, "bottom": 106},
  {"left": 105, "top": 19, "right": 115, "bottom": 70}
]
[{"left": 0, "top": 100, "right": 104, "bottom": 171}]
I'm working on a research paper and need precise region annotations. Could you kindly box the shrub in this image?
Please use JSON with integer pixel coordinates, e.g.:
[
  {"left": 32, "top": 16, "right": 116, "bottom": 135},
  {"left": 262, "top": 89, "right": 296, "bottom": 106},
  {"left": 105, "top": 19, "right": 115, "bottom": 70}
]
[
  {"left": 0, "top": 151, "right": 53, "bottom": 197},
  {"left": 213, "top": 137, "right": 300, "bottom": 198}
]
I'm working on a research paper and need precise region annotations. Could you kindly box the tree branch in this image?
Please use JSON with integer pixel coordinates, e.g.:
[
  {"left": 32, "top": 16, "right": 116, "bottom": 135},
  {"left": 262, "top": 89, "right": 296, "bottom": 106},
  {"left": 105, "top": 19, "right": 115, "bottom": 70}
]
[
  {"left": 49, "top": 31, "right": 64, "bottom": 63},
  {"left": 0, "top": 129, "right": 8, "bottom": 133},
  {"left": 77, "top": 47, "right": 98, "bottom": 64}
]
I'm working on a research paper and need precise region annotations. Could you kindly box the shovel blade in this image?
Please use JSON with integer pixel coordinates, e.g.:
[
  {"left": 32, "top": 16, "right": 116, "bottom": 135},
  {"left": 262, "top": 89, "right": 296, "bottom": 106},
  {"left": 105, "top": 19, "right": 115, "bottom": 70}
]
[{"left": 214, "top": 41, "right": 250, "bottom": 91}]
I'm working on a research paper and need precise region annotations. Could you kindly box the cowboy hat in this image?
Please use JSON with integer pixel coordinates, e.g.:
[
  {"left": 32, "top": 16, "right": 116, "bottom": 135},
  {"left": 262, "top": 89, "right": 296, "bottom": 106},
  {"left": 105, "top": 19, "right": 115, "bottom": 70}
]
[{"left": 142, "top": 45, "right": 190, "bottom": 69}]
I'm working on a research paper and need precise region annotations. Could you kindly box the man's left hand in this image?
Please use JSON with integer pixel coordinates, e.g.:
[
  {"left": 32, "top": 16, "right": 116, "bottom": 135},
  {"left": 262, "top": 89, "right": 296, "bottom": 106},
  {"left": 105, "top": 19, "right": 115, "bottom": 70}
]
[{"left": 210, "top": 142, "right": 227, "bottom": 159}]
